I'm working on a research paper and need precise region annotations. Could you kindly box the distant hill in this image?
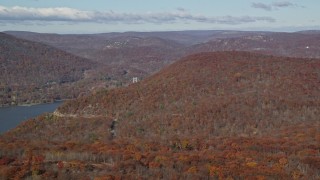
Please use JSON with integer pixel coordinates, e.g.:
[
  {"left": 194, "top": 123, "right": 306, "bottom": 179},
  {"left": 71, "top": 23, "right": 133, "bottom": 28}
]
[
  {"left": 5, "top": 30, "right": 270, "bottom": 47},
  {"left": 296, "top": 30, "right": 320, "bottom": 34},
  {"left": 93, "top": 36, "right": 186, "bottom": 74},
  {"left": 4, "top": 31, "right": 111, "bottom": 60},
  {"left": 190, "top": 32, "right": 320, "bottom": 58},
  {"left": 6, "top": 30, "right": 320, "bottom": 78},
  {"left": 0, "top": 33, "right": 97, "bottom": 106},
  {"left": 4, "top": 31, "right": 188, "bottom": 75},
  {"left": 1, "top": 51, "right": 319, "bottom": 179},
  {"left": 2, "top": 30, "right": 320, "bottom": 105}
]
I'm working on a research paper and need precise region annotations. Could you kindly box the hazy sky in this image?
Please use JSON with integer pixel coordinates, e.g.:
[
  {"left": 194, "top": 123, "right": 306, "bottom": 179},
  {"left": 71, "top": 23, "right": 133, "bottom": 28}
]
[{"left": 0, "top": 0, "right": 319, "bottom": 33}]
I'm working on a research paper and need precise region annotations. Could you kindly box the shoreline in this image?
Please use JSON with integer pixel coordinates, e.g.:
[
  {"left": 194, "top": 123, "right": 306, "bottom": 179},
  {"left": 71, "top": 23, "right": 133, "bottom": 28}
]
[
  {"left": 0, "top": 99, "right": 69, "bottom": 108},
  {"left": 0, "top": 100, "right": 65, "bottom": 134}
]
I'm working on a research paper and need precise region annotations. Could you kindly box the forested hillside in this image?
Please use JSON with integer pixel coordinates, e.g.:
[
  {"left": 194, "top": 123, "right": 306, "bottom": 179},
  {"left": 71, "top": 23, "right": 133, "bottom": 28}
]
[
  {"left": 1, "top": 52, "right": 319, "bottom": 179},
  {"left": 5, "top": 31, "right": 320, "bottom": 85},
  {"left": 190, "top": 33, "right": 320, "bottom": 58},
  {"left": 58, "top": 51, "right": 320, "bottom": 138},
  {"left": 0, "top": 33, "right": 96, "bottom": 106},
  {"left": 93, "top": 36, "right": 185, "bottom": 74}
]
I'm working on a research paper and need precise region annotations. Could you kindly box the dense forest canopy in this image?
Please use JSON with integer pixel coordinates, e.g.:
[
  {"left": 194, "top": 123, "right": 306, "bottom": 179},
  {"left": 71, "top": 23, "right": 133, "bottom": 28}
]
[
  {"left": 0, "top": 33, "right": 96, "bottom": 106},
  {"left": 1, "top": 51, "right": 319, "bottom": 179}
]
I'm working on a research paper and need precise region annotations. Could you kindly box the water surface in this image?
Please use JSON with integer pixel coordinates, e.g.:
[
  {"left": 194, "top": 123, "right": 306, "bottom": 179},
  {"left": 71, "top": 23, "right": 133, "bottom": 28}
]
[{"left": 0, "top": 101, "right": 63, "bottom": 134}]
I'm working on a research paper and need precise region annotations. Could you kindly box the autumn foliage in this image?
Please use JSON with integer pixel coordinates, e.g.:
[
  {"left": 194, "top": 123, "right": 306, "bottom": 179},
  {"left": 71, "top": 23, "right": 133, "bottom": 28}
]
[
  {"left": 0, "top": 51, "right": 319, "bottom": 179},
  {"left": 0, "top": 33, "right": 97, "bottom": 106}
]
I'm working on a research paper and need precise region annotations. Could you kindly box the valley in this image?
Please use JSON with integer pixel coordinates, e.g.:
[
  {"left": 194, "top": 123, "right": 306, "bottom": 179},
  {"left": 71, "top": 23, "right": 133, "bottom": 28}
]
[{"left": 2, "top": 30, "right": 320, "bottom": 107}]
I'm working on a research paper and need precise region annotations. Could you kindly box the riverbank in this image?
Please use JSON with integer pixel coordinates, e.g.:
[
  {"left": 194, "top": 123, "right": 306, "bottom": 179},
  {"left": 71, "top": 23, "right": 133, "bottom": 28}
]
[
  {"left": 0, "top": 99, "right": 68, "bottom": 108},
  {"left": 0, "top": 101, "right": 64, "bottom": 134}
]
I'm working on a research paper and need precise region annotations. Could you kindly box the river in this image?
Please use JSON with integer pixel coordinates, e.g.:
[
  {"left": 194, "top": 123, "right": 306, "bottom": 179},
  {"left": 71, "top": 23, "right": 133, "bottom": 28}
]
[{"left": 0, "top": 101, "right": 63, "bottom": 134}]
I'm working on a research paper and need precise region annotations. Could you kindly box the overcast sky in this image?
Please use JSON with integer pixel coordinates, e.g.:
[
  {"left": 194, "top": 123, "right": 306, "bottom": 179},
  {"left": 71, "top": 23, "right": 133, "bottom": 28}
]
[{"left": 0, "top": 0, "right": 319, "bottom": 33}]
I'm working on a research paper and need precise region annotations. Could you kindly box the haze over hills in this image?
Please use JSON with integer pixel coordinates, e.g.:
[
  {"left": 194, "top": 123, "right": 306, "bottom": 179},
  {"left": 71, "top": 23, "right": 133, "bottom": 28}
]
[
  {"left": 5, "top": 30, "right": 272, "bottom": 47},
  {"left": 5, "top": 30, "right": 320, "bottom": 77},
  {"left": 5, "top": 30, "right": 275, "bottom": 63},
  {"left": 190, "top": 32, "right": 320, "bottom": 58},
  {"left": 94, "top": 36, "right": 185, "bottom": 74},
  {"left": 1, "top": 51, "right": 319, "bottom": 179},
  {"left": 5, "top": 31, "right": 188, "bottom": 75},
  {"left": 297, "top": 30, "right": 320, "bottom": 35}
]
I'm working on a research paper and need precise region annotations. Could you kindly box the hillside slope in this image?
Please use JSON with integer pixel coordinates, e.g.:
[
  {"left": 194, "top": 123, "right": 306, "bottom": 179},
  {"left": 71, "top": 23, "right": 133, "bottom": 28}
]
[
  {"left": 1, "top": 52, "right": 319, "bottom": 179},
  {"left": 0, "top": 33, "right": 96, "bottom": 106},
  {"left": 94, "top": 36, "right": 185, "bottom": 74},
  {"left": 58, "top": 51, "right": 320, "bottom": 138}
]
